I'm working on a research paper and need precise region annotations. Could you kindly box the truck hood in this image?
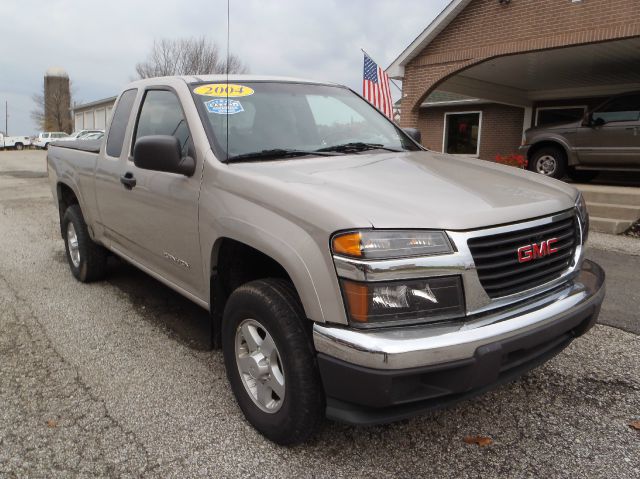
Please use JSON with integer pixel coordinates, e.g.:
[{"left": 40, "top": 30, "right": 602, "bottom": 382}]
[{"left": 226, "top": 150, "right": 578, "bottom": 231}]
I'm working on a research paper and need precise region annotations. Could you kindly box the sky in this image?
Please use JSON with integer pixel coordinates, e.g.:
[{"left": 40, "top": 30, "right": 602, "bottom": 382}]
[{"left": 0, "top": 0, "right": 450, "bottom": 135}]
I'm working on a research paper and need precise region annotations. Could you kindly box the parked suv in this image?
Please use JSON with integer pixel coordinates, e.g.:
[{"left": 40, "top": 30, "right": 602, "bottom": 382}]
[
  {"left": 34, "top": 132, "right": 69, "bottom": 149},
  {"left": 521, "top": 91, "right": 640, "bottom": 181}
]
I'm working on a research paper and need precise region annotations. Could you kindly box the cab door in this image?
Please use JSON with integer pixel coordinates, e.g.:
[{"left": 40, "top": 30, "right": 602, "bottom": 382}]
[
  {"left": 95, "top": 88, "right": 205, "bottom": 300},
  {"left": 576, "top": 93, "right": 640, "bottom": 166}
]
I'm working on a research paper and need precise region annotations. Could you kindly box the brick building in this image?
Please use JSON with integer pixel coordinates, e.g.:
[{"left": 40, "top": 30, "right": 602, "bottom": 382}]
[{"left": 387, "top": 0, "right": 640, "bottom": 162}]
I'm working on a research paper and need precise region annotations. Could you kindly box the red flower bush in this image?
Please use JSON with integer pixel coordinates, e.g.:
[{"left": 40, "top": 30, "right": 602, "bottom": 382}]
[{"left": 495, "top": 154, "right": 527, "bottom": 169}]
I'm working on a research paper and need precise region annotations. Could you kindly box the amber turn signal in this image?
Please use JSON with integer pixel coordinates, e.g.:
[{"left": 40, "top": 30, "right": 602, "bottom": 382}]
[
  {"left": 341, "top": 280, "right": 369, "bottom": 322},
  {"left": 332, "top": 232, "right": 362, "bottom": 258}
]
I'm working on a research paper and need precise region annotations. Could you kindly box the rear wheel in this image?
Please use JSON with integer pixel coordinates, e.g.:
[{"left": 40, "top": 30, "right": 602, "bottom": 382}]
[
  {"left": 222, "top": 278, "right": 324, "bottom": 445},
  {"left": 62, "top": 205, "right": 108, "bottom": 282},
  {"left": 528, "top": 146, "right": 566, "bottom": 179},
  {"left": 15, "top": 143, "right": 23, "bottom": 151},
  {"left": 567, "top": 167, "right": 598, "bottom": 183}
]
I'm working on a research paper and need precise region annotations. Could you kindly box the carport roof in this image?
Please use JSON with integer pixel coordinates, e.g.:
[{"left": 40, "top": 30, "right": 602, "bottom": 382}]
[{"left": 435, "top": 37, "right": 640, "bottom": 106}]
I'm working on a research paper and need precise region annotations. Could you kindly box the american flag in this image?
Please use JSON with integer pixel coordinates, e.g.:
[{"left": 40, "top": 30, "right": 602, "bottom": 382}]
[{"left": 363, "top": 53, "right": 394, "bottom": 120}]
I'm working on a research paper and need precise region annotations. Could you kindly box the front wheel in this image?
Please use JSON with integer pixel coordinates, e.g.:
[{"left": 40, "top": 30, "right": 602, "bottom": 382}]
[
  {"left": 15, "top": 143, "right": 23, "bottom": 151},
  {"left": 528, "top": 146, "right": 567, "bottom": 179},
  {"left": 222, "top": 279, "right": 324, "bottom": 445}
]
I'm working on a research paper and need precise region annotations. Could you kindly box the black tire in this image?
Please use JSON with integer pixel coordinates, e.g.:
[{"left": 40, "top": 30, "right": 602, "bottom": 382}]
[
  {"left": 222, "top": 278, "right": 324, "bottom": 445},
  {"left": 15, "top": 143, "right": 23, "bottom": 151},
  {"left": 61, "top": 205, "right": 108, "bottom": 282},
  {"left": 44, "top": 143, "right": 49, "bottom": 150},
  {"left": 528, "top": 146, "right": 567, "bottom": 179},
  {"left": 567, "top": 167, "right": 598, "bottom": 183}
]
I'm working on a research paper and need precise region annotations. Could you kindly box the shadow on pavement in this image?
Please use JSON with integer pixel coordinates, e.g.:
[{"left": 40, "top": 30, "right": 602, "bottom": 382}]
[
  {"left": 566, "top": 171, "right": 640, "bottom": 187},
  {"left": 105, "top": 257, "right": 213, "bottom": 351}
]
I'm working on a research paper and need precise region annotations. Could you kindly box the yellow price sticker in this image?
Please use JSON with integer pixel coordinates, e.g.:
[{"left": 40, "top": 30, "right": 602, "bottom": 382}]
[{"left": 193, "top": 84, "right": 254, "bottom": 97}]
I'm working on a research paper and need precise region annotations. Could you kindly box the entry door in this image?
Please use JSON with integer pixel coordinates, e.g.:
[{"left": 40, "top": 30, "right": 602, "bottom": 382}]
[
  {"left": 576, "top": 94, "right": 640, "bottom": 166},
  {"left": 98, "top": 89, "right": 205, "bottom": 299}
]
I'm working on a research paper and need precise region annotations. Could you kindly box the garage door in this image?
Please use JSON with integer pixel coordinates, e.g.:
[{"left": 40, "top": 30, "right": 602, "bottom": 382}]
[
  {"left": 95, "top": 108, "right": 106, "bottom": 129},
  {"left": 83, "top": 111, "right": 94, "bottom": 129}
]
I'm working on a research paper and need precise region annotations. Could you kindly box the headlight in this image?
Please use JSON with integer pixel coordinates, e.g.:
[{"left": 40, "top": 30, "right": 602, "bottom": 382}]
[
  {"left": 575, "top": 192, "right": 589, "bottom": 244},
  {"left": 332, "top": 230, "right": 453, "bottom": 259},
  {"left": 340, "top": 276, "right": 464, "bottom": 327}
]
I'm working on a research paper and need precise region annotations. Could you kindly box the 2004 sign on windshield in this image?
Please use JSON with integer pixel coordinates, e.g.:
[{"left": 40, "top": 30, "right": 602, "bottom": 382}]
[{"left": 193, "top": 84, "right": 254, "bottom": 97}]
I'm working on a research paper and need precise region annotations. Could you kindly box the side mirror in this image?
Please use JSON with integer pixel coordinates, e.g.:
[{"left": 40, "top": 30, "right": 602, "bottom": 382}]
[
  {"left": 592, "top": 116, "right": 606, "bottom": 128},
  {"left": 403, "top": 128, "right": 422, "bottom": 144},
  {"left": 133, "top": 135, "right": 196, "bottom": 176}
]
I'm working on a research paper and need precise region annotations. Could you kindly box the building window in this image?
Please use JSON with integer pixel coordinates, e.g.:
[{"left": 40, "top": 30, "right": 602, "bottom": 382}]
[
  {"left": 443, "top": 111, "right": 481, "bottom": 156},
  {"left": 535, "top": 106, "right": 586, "bottom": 126}
]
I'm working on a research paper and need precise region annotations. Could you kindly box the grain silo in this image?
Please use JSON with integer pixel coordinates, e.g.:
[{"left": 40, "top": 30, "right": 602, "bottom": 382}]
[{"left": 44, "top": 67, "right": 72, "bottom": 133}]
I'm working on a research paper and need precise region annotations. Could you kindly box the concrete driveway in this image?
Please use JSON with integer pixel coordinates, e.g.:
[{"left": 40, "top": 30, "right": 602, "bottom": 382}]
[{"left": 1, "top": 150, "right": 638, "bottom": 478}]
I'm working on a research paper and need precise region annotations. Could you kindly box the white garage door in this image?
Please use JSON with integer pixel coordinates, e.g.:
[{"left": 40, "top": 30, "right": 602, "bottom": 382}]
[
  {"left": 95, "top": 108, "right": 106, "bottom": 129},
  {"left": 83, "top": 111, "right": 94, "bottom": 129},
  {"left": 75, "top": 113, "right": 83, "bottom": 131}
]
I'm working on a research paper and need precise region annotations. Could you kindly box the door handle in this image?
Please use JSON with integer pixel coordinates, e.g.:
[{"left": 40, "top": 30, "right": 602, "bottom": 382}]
[{"left": 120, "top": 172, "right": 137, "bottom": 189}]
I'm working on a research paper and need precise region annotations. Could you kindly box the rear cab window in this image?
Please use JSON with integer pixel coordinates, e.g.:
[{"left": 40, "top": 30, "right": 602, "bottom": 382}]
[{"left": 106, "top": 89, "right": 138, "bottom": 158}]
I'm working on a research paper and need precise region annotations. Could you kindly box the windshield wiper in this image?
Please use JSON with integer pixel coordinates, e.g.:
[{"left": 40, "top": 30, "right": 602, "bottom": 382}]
[
  {"left": 315, "top": 142, "right": 403, "bottom": 153},
  {"left": 226, "top": 149, "right": 339, "bottom": 163}
]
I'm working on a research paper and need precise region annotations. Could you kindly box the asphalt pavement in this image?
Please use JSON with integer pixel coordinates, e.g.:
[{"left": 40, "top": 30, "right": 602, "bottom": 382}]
[{"left": 0, "top": 150, "right": 638, "bottom": 478}]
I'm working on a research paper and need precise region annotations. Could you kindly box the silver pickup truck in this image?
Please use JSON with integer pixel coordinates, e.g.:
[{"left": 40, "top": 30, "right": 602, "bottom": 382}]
[{"left": 47, "top": 75, "right": 605, "bottom": 445}]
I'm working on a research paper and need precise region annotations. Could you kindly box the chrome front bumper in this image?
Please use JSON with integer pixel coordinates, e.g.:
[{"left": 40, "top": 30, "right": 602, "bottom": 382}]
[{"left": 313, "top": 260, "right": 605, "bottom": 370}]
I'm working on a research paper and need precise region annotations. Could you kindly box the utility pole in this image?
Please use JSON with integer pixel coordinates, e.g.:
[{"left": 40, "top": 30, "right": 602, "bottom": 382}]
[{"left": 4, "top": 101, "right": 7, "bottom": 136}]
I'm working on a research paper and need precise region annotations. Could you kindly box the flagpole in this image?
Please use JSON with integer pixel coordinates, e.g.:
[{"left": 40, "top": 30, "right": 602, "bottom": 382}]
[{"left": 360, "top": 48, "right": 403, "bottom": 94}]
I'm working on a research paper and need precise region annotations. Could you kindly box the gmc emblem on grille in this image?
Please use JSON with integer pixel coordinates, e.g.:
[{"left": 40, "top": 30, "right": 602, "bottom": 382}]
[{"left": 517, "top": 238, "right": 559, "bottom": 263}]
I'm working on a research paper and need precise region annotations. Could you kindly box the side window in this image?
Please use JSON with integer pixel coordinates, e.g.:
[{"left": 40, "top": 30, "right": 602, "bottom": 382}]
[
  {"left": 106, "top": 89, "right": 137, "bottom": 158},
  {"left": 593, "top": 95, "right": 640, "bottom": 124},
  {"left": 133, "top": 90, "right": 191, "bottom": 157}
]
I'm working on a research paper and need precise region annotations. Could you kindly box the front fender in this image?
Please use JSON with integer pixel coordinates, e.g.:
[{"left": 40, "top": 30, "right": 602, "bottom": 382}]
[
  {"left": 528, "top": 135, "right": 578, "bottom": 166},
  {"left": 201, "top": 198, "right": 348, "bottom": 325}
]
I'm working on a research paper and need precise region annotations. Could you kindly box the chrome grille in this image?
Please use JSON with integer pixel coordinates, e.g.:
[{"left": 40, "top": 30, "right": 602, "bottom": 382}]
[{"left": 468, "top": 214, "right": 578, "bottom": 299}]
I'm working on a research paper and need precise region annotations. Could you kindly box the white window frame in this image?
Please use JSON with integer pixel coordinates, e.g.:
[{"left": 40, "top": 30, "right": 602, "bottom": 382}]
[
  {"left": 534, "top": 105, "right": 587, "bottom": 126},
  {"left": 442, "top": 110, "right": 482, "bottom": 157}
]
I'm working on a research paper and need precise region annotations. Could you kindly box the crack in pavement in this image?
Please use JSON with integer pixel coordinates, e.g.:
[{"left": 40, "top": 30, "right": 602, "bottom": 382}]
[{"left": 0, "top": 272, "right": 152, "bottom": 477}]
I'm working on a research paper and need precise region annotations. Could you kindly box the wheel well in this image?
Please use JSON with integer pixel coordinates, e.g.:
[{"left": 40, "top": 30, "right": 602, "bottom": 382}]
[
  {"left": 57, "top": 183, "right": 79, "bottom": 236},
  {"left": 527, "top": 141, "right": 567, "bottom": 162},
  {"left": 209, "top": 238, "right": 295, "bottom": 347}
]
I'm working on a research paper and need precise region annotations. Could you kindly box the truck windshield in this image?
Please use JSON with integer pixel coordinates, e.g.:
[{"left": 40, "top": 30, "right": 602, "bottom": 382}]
[{"left": 191, "top": 81, "right": 419, "bottom": 162}]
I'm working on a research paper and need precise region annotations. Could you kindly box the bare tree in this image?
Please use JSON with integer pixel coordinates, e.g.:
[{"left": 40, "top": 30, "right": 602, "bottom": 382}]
[
  {"left": 30, "top": 93, "right": 45, "bottom": 130},
  {"left": 135, "top": 37, "right": 248, "bottom": 79},
  {"left": 31, "top": 79, "right": 73, "bottom": 132}
]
